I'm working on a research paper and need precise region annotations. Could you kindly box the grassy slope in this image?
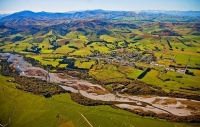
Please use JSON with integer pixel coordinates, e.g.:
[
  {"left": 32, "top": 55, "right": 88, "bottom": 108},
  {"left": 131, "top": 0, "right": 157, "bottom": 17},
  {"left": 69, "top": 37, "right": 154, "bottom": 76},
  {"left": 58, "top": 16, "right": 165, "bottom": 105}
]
[{"left": 2, "top": 75, "right": 199, "bottom": 127}]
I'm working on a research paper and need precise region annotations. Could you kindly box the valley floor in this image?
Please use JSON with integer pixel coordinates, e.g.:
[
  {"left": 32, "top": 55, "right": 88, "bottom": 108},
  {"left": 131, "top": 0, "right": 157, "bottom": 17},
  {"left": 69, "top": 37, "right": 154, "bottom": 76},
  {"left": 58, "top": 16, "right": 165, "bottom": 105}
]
[{"left": 1, "top": 53, "right": 200, "bottom": 127}]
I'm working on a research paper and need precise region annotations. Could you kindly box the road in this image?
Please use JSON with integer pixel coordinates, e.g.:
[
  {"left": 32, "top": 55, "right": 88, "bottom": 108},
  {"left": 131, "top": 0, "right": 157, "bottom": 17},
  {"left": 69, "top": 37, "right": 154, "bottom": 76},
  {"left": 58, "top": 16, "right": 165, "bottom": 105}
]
[{"left": 81, "top": 114, "right": 93, "bottom": 127}]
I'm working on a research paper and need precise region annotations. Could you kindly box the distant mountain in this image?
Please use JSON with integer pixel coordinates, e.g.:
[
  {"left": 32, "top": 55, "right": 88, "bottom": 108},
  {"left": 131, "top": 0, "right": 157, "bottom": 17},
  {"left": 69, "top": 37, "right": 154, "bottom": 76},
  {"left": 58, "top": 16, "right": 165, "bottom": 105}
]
[
  {"left": 0, "top": 14, "right": 9, "bottom": 19},
  {"left": 1, "top": 10, "right": 68, "bottom": 19},
  {"left": 2, "top": 9, "right": 137, "bottom": 19},
  {"left": 0, "top": 10, "right": 200, "bottom": 25},
  {"left": 0, "top": 19, "right": 140, "bottom": 37}
]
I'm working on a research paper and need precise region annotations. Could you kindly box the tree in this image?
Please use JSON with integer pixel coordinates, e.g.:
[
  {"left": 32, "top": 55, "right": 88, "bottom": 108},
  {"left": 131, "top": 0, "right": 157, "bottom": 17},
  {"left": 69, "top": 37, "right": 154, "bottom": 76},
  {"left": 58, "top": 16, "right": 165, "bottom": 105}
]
[{"left": 63, "top": 56, "right": 67, "bottom": 60}]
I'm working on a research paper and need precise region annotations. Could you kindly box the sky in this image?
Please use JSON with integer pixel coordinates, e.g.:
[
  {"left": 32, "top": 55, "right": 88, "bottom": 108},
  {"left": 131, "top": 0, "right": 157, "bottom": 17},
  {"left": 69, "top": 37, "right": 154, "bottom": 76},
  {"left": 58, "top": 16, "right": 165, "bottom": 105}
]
[{"left": 0, "top": 0, "right": 199, "bottom": 14}]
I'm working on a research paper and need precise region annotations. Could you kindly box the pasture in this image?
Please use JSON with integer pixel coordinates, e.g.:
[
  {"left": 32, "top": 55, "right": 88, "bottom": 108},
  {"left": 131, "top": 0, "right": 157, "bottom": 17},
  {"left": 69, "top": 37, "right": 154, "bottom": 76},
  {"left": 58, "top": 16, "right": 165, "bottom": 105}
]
[{"left": 1, "top": 74, "right": 196, "bottom": 127}]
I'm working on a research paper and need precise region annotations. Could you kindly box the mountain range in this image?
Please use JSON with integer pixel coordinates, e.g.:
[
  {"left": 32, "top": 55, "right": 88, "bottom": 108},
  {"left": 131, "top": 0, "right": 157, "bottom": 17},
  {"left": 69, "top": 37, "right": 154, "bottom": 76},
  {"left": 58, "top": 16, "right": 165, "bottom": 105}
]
[{"left": 0, "top": 10, "right": 200, "bottom": 25}]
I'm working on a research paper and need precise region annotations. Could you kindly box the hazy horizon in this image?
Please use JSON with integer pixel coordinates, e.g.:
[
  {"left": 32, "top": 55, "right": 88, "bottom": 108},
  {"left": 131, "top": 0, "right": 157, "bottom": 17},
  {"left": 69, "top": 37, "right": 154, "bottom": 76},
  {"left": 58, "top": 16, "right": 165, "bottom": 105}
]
[{"left": 0, "top": 0, "right": 199, "bottom": 14}]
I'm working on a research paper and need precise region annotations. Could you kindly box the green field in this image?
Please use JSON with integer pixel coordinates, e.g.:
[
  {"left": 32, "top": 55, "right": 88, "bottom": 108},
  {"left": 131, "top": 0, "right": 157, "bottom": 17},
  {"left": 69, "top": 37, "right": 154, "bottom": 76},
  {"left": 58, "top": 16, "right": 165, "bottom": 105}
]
[
  {"left": 118, "top": 66, "right": 143, "bottom": 79},
  {"left": 0, "top": 22, "right": 199, "bottom": 94},
  {"left": 2, "top": 75, "right": 199, "bottom": 127}
]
